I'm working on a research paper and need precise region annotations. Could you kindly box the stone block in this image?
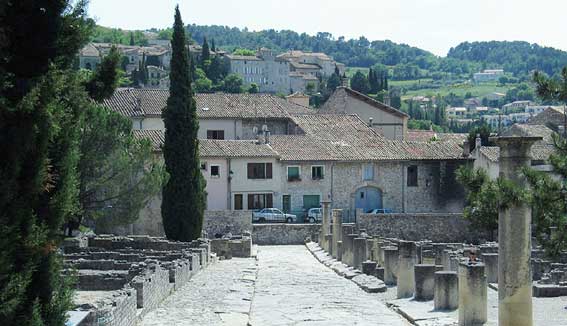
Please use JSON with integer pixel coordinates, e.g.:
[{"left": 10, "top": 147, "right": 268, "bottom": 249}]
[
  {"left": 414, "top": 264, "right": 436, "bottom": 301},
  {"left": 434, "top": 271, "right": 458, "bottom": 310}
]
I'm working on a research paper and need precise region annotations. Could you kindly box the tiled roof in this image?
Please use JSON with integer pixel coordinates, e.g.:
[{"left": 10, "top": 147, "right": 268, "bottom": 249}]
[
  {"left": 289, "top": 62, "right": 321, "bottom": 70},
  {"left": 277, "top": 51, "right": 332, "bottom": 61},
  {"left": 509, "top": 124, "right": 555, "bottom": 144},
  {"left": 133, "top": 129, "right": 278, "bottom": 157},
  {"left": 321, "top": 87, "right": 409, "bottom": 118},
  {"left": 200, "top": 140, "right": 278, "bottom": 158},
  {"left": 407, "top": 130, "right": 467, "bottom": 143},
  {"left": 528, "top": 106, "right": 565, "bottom": 126},
  {"left": 480, "top": 145, "right": 555, "bottom": 163},
  {"left": 80, "top": 43, "right": 100, "bottom": 57},
  {"left": 270, "top": 114, "right": 466, "bottom": 162},
  {"left": 133, "top": 130, "right": 165, "bottom": 151},
  {"left": 103, "top": 88, "right": 315, "bottom": 119},
  {"left": 225, "top": 54, "right": 262, "bottom": 61}
]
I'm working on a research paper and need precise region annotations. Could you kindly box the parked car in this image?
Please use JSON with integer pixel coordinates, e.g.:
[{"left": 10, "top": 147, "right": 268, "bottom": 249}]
[
  {"left": 367, "top": 208, "right": 394, "bottom": 214},
  {"left": 252, "top": 208, "right": 297, "bottom": 223},
  {"left": 307, "top": 208, "right": 323, "bottom": 223}
]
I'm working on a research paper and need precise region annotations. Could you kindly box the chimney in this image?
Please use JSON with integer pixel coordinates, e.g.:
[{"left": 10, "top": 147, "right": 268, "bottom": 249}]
[
  {"left": 384, "top": 93, "right": 391, "bottom": 106},
  {"left": 475, "top": 134, "right": 482, "bottom": 149},
  {"left": 368, "top": 117, "right": 374, "bottom": 127},
  {"left": 265, "top": 130, "right": 271, "bottom": 145},
  {"left": 463, "top": 140, "right": 471, "bottom": 157}
]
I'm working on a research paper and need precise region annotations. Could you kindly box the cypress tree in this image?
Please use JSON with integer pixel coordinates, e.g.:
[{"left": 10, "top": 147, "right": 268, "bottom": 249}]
[
  {"left": 1, "top": 1, "right": 94, "bottom": 324},
  {"left": 129, "top": 32, "right": 135, "bottom": 46},
  {"left": 201, "top": 36, "right": 210, "bottom": 63},
  {"left": 161, "top": 6, "right": 206, "bottom": 241},
  {"left": 211, "top": 38, "right": 216, "bottom": 52}
]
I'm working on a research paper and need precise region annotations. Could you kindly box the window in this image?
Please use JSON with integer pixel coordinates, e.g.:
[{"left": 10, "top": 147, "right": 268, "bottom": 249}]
[
  {"left": 200, "top": 162, "right": 207, "bottom": 170},
  {"left": 234, "top": 194, "right": 243, "bottom": 210},
  {"left": 407, "top": 165, "right": 418, "bottom": 187},
  {"left": 210, "top": 165, "right": 220, "bottom": 178},
  {"left": 247, "top": 193, "right": 273, "bottom": 210},
  {"left": 207, "top": 130, "right": 225, "bottom": 140},
  {"left": 247, "top": 163, "right": 272, "bottom": 179},
  {"left": 363, "top": 164, "right": 374, "bottom": 181},
  {"left": 287, "top": 166, "right": 301, "bottom": 182},
  {"left": 312, "top": 166, "right": 324, "bottom": 180}
]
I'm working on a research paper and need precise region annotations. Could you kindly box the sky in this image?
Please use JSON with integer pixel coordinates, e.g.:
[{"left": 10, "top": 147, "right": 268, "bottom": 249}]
[{"left": 88, "top": 0, "right": 567, "bottom": 56}]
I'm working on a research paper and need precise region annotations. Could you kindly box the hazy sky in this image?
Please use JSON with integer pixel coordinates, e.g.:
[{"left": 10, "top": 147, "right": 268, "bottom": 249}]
[{"left": 88, "top": 0, "right": 567, "bottom": 56}]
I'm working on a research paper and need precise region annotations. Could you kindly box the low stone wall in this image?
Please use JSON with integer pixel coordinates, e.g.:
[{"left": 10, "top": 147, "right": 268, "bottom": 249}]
[
  {"left": 203, "top": 210, "right": 253, "bottom": 239},
  {"left": 357, "top": 213, "right": 486, "bottom": 243},
  {"left": 252, "top": 224, "right": 320, "bottom": 245}
]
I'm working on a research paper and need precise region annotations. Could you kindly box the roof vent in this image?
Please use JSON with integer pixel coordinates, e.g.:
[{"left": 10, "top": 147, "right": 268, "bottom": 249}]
[{"left": 201, "top": 107, "right": 210, "bottom": 111}]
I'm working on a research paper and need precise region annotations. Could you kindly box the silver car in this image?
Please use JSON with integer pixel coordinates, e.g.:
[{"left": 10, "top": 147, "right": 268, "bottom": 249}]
[
  {"left": 307, "top": 208, "right": 323, "bottom": 223},
  {"left": 252, "top": 208, "right": 297, "bottom": 223}
]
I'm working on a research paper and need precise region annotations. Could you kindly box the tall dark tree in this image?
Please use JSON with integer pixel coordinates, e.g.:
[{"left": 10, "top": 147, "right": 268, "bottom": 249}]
[
  {"left": 350, "top": 71, "right": 370, "bottom": 94},
  {"left": 85, "top": 46, "right": 121, "bottom": 101},
  {"left": 0, "top": 1, "right": 94, "bottom": 324},
  {"left": 129, "top": 32, "right": 135, "bottom": 46},
  {"left": 211, "top": 38, "right": 216, "bottom": 52},
  {"left": 161, "top": 6, "right": 206, "bottom": 241},
  {"left": 201, "top": 36, "right": 211, "bottom": 63}
]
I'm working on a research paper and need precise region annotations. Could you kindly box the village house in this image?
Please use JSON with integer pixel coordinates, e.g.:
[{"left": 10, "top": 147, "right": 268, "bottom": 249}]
[
  {"left": 319, "top": 87, "right": 409, "bottom": 140},
  {"left": 224, "top": 48, "right": 345, "bottom": 94},
  {"left": 102, "top": 88, "right": 314, "bottom": 138},
  {"left": 471, "top": 124, "right": 556, "bottom": 179},
  {"left": 78, "top": 42, "right": 171, "bottom": 72}
]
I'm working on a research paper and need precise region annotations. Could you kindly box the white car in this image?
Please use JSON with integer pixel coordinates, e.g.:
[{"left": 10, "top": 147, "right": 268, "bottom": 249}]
[
  {"left": 307, "top": 208, "right": 323, "bottom": 223},
  {"left": 252, "top": 208, "right": 297, "bottom": 223}
]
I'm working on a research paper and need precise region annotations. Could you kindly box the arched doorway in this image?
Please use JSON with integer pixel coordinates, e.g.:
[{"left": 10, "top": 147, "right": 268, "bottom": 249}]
[{"left": 354, "top": 186, "right": 383, "bottom": 213}]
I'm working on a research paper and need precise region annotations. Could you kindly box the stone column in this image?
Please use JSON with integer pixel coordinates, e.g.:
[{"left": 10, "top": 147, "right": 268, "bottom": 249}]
[
  {"left": 331, "top": 209, "right": 343, "bottom": 259},
  {"left": 383, "top": 247, "right": 398, "bottom": 285},
  {"left": 458, "top": 262, "right": 487, "bottom": 325},
  {"left": 320, "top": 200, "right": 332, "bottom": 252},
  {"left": 397, "top": 240, "right": 417, "bottom": 298},
  {"left": 336, "top": 241, "right": 343, "bottom": 261},
  {"left": 340, "top": 225, "right": 354, "bottom": 263},
  {"left": 353, "top": 238, "right": 367, "bottom": 270},
  {"left": 482, "top": 253, "right": 498, "bottom": 284},
  {"left": 362, "top": 261, "right": 377, "bottom": 277},
  {"left": 493, "top": 130, "right": 540, "bottom": 326},
  {"left": 414, "top": 264, "right": 436, "bottom": 301},
  {"left": 434, "top": 271, "right": 459, "bottom": 310}
]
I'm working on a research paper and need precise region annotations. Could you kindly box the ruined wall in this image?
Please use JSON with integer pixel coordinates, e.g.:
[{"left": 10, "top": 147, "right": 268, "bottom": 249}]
[
  {"left": 252, "top": 223, "right": 320, "bottom": 245},
  {"left": 203, "top": 210, "right": 253, "bottom": 238},
  {"left": 357, "top": 213, "right": 486, "bottom": 243}
]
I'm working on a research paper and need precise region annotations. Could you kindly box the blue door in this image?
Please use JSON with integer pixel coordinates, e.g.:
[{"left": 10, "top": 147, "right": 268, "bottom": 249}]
[{"left": 355, "top": 187, "right": 382, "bottom": 213}]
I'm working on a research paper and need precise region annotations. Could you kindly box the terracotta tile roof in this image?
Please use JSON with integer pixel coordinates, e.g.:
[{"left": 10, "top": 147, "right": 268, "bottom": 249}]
[
  {"left": 407, "top": 130, "right": 467, "bottom": 143},
  {"left": 510, "top": 124, "right": 555, "bottom": 144},
  {"left": 225, "top": 54, "right": 262, "bottom": 61},
  {"left": 270, "top": 114, "right": 467, "bottom": 162},
  {"left": 480, "top": 145, "right": 555, "bottom": 163},
  {"left": 103, "top": 88, "right": 315, "bottom": 119},
  {"left": 321, "top": 87, "right": 409, "bottom": 118},
  {"left": 528, "top": 106, "right": 566, "bottom": 126},
  {"left": 289, "top": 62, "right": 321, "bottom": 70},
  {"left": 133, "top": 129, "right": 278, "bottom": 157},
  {"left": 133, "top": 130, "right": 165, "bottom": 151}
]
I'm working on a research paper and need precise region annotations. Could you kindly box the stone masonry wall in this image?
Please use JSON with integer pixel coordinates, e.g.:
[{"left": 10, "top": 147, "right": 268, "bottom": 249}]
[
  {"left": 253, "top": 223, "right": 320, "bottom": 245},
  {"left": 357, "top": 213, "right": 487, "bottom": 243},
  {"left": 203, "top": 210, "right": 253, "bottom": 238}
]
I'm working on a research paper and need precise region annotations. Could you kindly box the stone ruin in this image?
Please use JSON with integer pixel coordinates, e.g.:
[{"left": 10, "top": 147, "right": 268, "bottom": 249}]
[
  {"left": 63, "top": 235, "right": 211, "bottom": 326},
  {"left": 310, "top": 207, "right": 567, "bottom": 325},
  {"left": 61, "top": 233, "right": 244, "bottom": 326}
]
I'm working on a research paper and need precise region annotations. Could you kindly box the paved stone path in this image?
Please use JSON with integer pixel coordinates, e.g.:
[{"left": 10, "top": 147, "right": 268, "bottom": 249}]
[
  {"left": 249, "top": 245, "right": 409, "bottom": 326},
  {"left": 141, "top": 257, "right": 258, "bottom": 326}
]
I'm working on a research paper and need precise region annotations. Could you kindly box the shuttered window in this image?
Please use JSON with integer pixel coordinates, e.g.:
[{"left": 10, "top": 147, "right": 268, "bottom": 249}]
[
  {"left": 234, "top": 194, "right": 243, "bottom": 210},
  {"left": 247, "top": 193, "right": 273, "bottom": 210},
  {"left": 247, "top": 163, "right": 272, "bottom": 179},
  {"left": 407, "top": 165, "right": 418, "bottom": 187}
]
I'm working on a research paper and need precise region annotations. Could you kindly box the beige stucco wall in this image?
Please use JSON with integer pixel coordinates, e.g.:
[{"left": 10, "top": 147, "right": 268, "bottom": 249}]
[
  {"left": 342, "top": 96, "right": 406, "bottom": 140},
  {"left": 229, "top": 157, "right": 282, "bottom": 210},
  {"left": 202, "top": 158, "right": 229, "bottom": 210},
  {"left": 198, "top": 119, "right": 243, "bottom": 139}
]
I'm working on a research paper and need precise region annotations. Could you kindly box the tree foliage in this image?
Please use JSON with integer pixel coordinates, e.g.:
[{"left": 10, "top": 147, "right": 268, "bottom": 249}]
[{"left": 161, "top": 6, "right": 206, "bottom": 242}]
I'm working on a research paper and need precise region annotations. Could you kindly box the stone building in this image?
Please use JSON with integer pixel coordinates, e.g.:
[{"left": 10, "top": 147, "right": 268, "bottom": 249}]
[
  {"left": 78, "top": 43, "right": 171, "bottom": 72},
  {"left": 224, "top": 48, "right": 345, "bottom": 94},
  {"left": 471, "top": 124, "right": 556, "bottom": 179},
  {"left": 320, "top": 87, "right": 409, "bottom": 140},
  {"left": 102, "top": 88, "right": 314, "bottom": 138}
]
